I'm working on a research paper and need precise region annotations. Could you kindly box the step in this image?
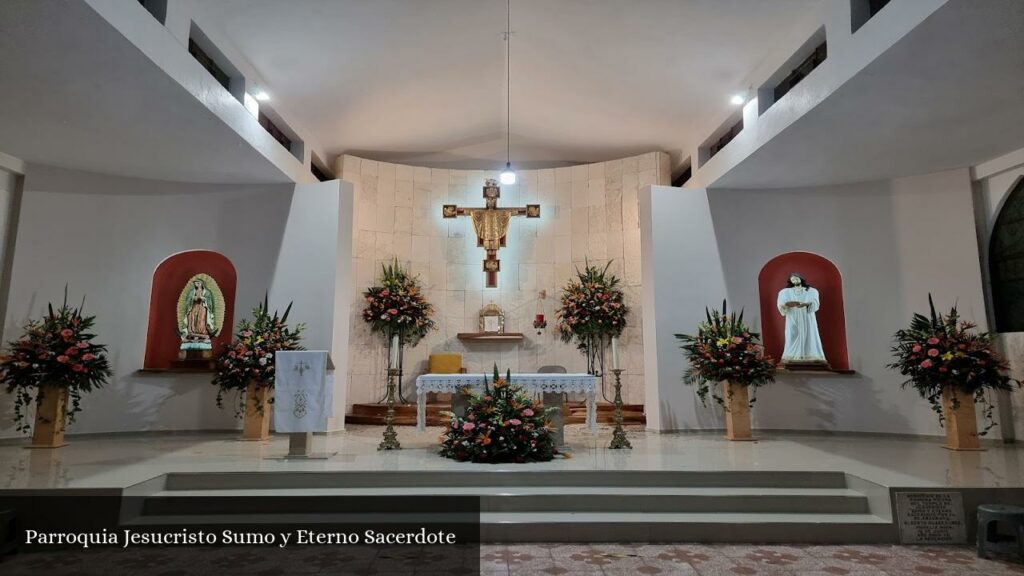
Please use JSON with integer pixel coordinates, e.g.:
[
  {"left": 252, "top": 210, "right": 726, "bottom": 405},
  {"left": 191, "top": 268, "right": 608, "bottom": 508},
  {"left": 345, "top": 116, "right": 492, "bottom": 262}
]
[
  {"left": 161, "top": 470, "right": 852, "bottom": 491},
  {"left": 480, "top": 512, "right": 895, "bottom": 543},
  {"left": 138, "top": 487, "right": 868, "bottom": 515},
  {"left": 121, "top": 511, "right": 893, "bottom": 543}
]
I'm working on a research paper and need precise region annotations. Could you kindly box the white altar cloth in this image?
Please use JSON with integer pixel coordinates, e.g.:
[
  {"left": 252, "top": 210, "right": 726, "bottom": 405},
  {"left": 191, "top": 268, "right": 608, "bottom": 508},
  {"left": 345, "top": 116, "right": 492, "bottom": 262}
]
[
  {"left": 274, "top": 351, "right": 333, "bottom": 433},
  {"left": 415, "top": 373, "right": 598, "bottom": 431}
]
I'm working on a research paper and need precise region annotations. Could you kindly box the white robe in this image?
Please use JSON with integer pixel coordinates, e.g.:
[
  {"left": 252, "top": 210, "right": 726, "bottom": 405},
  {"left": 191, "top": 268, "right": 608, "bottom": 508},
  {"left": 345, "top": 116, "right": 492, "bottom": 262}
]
[{"left": 777, "top": 286, "right": 826, "bottom": 363}]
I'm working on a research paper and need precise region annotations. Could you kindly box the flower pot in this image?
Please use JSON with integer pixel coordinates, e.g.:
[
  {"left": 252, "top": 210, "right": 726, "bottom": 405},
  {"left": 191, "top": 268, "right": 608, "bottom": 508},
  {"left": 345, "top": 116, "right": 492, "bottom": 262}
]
[
  {"left": 723, "top": 381, "right": 754, "bottom": 441},
  {"left": 941, "top": 386, "right": 983, "bottom": 451},
  {"left": 242, "top": 381, "right": 272, "bottom": 441},
  {"left": 30, "top": 386, "right": 69, "bottom": 449}
]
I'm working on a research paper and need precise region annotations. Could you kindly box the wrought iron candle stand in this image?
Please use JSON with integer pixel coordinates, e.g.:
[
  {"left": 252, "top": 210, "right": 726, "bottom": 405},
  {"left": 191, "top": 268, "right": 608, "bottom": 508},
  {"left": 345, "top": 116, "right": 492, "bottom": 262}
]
[
  {"left": 378, "top": 368, "right": 401, "bottom": 451},
  {"left": 609, "top": 368, "right": 631, "bottom": 449}
]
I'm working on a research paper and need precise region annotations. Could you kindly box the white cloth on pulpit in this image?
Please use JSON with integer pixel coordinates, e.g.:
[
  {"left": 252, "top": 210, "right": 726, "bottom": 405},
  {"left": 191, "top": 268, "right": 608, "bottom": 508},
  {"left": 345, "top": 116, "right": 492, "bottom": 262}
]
[
  {"left": 777, "top": 286, "right": 826, "bottom": 362},
  {"left": 274, "top": 351, "right": 333, "bottom": 433}
]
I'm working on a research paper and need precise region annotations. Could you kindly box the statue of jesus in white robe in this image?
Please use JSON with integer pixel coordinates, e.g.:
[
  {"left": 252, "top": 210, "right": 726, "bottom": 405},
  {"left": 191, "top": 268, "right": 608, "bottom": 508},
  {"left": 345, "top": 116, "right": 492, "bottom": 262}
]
[{"left": 777, "top": 273, "right": 827, "bottom": 364}]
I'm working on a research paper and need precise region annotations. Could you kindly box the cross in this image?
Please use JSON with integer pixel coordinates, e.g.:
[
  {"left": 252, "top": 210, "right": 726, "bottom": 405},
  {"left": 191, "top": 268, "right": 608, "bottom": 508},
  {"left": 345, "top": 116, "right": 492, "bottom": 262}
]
[
  {"left": 293, "top": 360, "right": 311, "bottom": 377},
  {"left": 443, "top": 178, "right": 540, "bottom": 288}
]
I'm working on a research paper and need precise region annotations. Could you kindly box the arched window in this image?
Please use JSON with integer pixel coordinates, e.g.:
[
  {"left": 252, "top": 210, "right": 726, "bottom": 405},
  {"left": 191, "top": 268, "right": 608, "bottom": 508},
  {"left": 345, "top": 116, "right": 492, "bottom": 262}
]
[
  {"left": 757, "top": 252, "right": 850, "bottom": 371},
  {"left": 143, "top": 250, "right": 236, "bottom": 370},
  {"left": 990, "top": 177, "right": 1024, "bottom": 332}
]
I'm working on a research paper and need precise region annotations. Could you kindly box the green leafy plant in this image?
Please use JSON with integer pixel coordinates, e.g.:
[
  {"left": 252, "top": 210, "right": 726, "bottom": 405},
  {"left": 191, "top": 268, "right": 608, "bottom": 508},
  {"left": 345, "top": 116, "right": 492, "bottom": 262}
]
[
  {"left": 212, "top": 296, "right": 304, "bottom": 416},
  {"left": 362, "top": 259, "right": 436, "bottom": 347},
  {"left": 439, "top": 365, "right": 559, "bottom": 463},
  {"left": 555, "top": 260, "right": 628, "bottom": 374},
  {"left": 0, "top": 289, "right": 112, "bottom": 433},
  {"left": 675, "top": 301, "right": 776, "bottom": 407},
  {"left": 888, "top": 295, "right": 1016, "bottom": 434}
]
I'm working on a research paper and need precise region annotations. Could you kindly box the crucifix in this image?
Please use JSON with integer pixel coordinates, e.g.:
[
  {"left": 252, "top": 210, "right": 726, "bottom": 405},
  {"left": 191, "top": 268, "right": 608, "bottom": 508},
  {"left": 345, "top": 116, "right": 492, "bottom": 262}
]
[{"left": 443, "top": 178, "right": 540, "bottom": 287}]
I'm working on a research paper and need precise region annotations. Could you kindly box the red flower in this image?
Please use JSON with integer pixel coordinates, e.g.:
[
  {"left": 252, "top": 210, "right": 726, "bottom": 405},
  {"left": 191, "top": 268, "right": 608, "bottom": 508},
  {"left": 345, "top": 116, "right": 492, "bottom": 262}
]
[
  {"left": 56, "top": 355, "right": 70, "bottom": 363},
  {"left": 912, "top": 344, "right": 922, "bottom": 353},
  {"left": 927, "top": 337, "right": 940, "bottom": 345},
  {"left": 927, "top": 349, "right": 940, "bottom": 357},
  {"left": 71, "top": 364, "right": 86, "bottom": 373},
  {"left": 388, "top": 309, "right": 399, "bottom": 315},
  {"left": 920, "top": 359, "right": 934, "bottom": 369},
  {"left": 60, "top": 328, "right": 74, "bottom": 339}
]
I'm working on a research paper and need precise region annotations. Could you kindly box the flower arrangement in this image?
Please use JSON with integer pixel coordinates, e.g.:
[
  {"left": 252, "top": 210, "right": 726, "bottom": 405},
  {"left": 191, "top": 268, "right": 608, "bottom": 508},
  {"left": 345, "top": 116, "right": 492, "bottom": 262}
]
[
  {"left": 362, "top": 260, "right": 436, "bottom": 347},
  {"left": 212, "top": 297, "right": 304, "bottom": 414},
  {"left": 439, "top": 366, "right": 558, "bottom": 463},
  {"left": 555, "top": 261, "right": 628, "bottom": 373},
  {"left": 888, "top": 295, "right": 1015, "bottom": 434},
  {"left": 0, "top": 292, "right": 111, "bottom": 433},
  {"left": 675, "top": 301, "right": 776, "bottom": 407}
]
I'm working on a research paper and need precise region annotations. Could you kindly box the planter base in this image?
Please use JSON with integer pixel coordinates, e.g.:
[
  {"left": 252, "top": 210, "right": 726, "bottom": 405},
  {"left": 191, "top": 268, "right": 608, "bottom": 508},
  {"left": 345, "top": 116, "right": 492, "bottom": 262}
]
[
  {"left": 941, "top": 386, "right": 983, "bottom": 451},
  {"left": 30, "top": 386, "right": 68, "bottom": 449},
  {"left": 242, "top": 383, "right": 272, "bottom": 441},
  {"left": 723, "top": 381, "right": 754, "bottom": 441}
]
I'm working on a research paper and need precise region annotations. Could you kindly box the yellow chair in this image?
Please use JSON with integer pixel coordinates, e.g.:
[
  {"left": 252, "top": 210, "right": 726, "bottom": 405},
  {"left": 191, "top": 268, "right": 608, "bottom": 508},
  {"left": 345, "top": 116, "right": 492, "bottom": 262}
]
[
  {"left": 428, "top": 353, "right": 465, "bottom": 374},
  {"left": 427, "top": 353, "right": 465, "bottom": 404}
]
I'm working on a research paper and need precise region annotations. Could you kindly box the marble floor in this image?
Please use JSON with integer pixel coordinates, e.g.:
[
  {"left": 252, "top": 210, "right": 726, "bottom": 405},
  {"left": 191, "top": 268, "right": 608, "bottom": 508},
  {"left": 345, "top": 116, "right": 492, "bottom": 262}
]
[
  {"left": 1, "top": 425, "right": 1023, "bottom": 490},
  {"left": 0, "top": 543, "right": 1021, "bottom": 575}
]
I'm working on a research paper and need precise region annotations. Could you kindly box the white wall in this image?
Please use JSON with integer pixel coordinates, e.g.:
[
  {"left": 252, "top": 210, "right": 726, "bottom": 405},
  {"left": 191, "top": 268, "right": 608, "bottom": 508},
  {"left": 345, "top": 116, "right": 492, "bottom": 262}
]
[
  {"left": 0, "top": 158, "right": 23, "bottom": 344},
  {"left": 640, "top": 186, "right": 728, "bottom": 431},
  {"left": 337, "top": 153, "right": 670, "bottom": 410},
  {"left": 0, "top": 166, "right": 349, "bottom": 437},
  {"left": 971, "top": 146, "right": 1024, "bottom": 441},
  {"left": 642, "top": 169, "right": 990, "bottom": 436}
]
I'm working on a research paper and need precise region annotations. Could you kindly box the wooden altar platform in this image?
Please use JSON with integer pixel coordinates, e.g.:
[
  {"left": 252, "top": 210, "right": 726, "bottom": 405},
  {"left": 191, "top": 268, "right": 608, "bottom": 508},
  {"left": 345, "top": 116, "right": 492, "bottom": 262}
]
[{"left": 345, "top": 401, "right": 647, "bottom": 426}]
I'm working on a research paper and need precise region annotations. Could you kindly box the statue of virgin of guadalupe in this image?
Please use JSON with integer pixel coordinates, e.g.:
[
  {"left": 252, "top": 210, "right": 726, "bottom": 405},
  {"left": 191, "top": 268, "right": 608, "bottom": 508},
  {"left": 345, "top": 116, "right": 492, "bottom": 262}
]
[
  {"left": 181, "top": 279, "right": 215, "bottom": 349},
  {"left": 777, "top": 273, "right": 827, "bottom": 364}
]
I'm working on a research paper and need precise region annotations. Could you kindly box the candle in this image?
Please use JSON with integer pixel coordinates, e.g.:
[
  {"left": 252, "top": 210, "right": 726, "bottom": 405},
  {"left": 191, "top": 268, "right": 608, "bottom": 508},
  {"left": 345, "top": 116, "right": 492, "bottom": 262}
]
[
  {"left": 535, "top": 313, "right": 545, "bottom": 323},
  {"left": 389, "top": 334, "right": 400, "bottom": 369},
  {"left": 611, "top": 336, "right": 620, "bottom": 370}
]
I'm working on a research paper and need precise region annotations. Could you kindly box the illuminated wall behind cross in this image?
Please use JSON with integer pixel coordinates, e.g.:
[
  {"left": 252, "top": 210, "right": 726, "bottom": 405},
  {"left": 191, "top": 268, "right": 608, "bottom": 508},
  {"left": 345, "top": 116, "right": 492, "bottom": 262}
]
[{"left": 336, "top": 152, "right": 671, "bottom": 409}]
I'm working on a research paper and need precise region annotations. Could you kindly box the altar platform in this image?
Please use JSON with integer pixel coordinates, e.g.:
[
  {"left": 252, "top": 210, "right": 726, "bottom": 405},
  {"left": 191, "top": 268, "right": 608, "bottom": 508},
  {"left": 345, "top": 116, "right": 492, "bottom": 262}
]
[{"left": 3, "top": 426, "right": 1024, "bottom": 544}]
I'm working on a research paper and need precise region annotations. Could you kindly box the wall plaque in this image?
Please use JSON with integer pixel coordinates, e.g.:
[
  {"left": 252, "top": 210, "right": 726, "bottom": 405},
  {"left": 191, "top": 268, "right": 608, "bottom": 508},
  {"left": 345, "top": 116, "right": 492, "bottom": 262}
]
[{"left": 896, "top": 491, "right": 966, "bottom": 544}]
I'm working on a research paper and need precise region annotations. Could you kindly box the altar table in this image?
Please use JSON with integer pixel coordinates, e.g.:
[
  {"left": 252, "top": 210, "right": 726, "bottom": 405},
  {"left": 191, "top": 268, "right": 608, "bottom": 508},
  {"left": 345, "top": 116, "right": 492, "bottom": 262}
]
[{"left": 415, "top": 373, "right": 599, "bottom": 432}]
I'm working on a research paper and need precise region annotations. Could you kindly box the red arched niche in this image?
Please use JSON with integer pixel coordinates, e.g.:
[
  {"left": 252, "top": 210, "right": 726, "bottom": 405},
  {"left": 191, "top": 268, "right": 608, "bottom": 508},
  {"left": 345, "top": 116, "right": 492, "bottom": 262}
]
[
  {"left": 143, "top": 251, "right": 237, "bottom": 370},
  {"left": 757, "top": 252, "right": 849, "bottom": 371}
]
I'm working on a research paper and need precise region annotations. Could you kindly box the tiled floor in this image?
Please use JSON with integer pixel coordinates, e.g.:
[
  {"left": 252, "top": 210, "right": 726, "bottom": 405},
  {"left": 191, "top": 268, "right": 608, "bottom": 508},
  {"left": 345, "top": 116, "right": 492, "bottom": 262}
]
[
  {"left": 3, "top": 425, "right": 1024, "bottom": 490},
  {"left": 0, "top": 543, "right": 1020, "bottom": 575}
]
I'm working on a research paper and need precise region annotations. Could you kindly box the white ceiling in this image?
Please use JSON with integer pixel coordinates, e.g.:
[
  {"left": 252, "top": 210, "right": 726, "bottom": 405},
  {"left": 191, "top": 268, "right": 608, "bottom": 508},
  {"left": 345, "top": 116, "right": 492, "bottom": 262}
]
[
  {"left": 197, "top": 0, "right": 820, "bottom": 170},
  {"left": 0, "top": 0, "right": 295, "bottom": 183},
  {"left": 711, "top": 0, "right": 1024, "bottom": 189}
]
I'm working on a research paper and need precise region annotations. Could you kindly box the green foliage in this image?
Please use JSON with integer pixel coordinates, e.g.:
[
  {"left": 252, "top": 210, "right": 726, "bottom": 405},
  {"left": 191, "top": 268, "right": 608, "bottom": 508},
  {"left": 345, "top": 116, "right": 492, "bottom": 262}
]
[
  {"left": 439, "top": 365, "right": 559, "bottom": 463},
  {"left": 888, "top": 294, "right": 1016, "bottom": 434},
  {"left": 675, "top": 300, "right": 776, "bottom": 407},
  {"left": 0, "top": 288, "right": 112, "bottom": 433},
  {"left": 212, "top": 295, "right": 304, "bottom": 416},
  {"left": 362, "top": 259, "right": 436, "bottom": 347}
]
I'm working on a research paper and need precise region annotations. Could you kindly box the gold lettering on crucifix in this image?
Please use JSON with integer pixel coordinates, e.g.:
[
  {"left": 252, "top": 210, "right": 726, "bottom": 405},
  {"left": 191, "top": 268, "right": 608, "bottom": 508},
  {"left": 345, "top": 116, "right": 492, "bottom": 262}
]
[{"left": 443, "top": 178, "right": 540, "bottom": 288}]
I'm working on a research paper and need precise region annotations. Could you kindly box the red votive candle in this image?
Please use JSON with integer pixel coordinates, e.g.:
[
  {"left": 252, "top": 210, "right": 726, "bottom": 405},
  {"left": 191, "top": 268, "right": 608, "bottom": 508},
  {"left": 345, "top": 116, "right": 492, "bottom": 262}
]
[{"left": 535, "top": 314, "right": 545, "bottom": 323}]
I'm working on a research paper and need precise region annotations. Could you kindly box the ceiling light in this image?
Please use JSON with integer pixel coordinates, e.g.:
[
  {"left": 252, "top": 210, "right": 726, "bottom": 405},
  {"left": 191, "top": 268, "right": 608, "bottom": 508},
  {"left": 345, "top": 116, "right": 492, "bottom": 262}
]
[
  {"left": 730, "top": 93, "right": 746, "bottom": 106},
  {"left": 499, "top": 0, "right": 516, "bottom": 186},
  {"left": 500, "top": 163, "right": 517, "bottom": 185},
  {"left": 253, "top": 90, "right": 270, "bottom": 102}
]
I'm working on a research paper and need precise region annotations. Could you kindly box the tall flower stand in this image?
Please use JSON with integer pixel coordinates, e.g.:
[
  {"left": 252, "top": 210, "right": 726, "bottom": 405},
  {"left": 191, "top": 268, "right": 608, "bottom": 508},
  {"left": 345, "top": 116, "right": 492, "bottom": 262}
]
[
  {"left": 378, "top": 368, "right": 401, "bottom": 451},
  {"left": 609, "top": 369, "right": 631, "bottom": 449},
  {"left": 723, "top": 381, "right": 754, "bottom": 441},
  {"left": 941, "top": 386, "right": 983, "bottom": 451},
  {"left": 242, "top": 382, "right": 272, "bottom": 441},
  {"left": 29, "top": 386, "right": 69, "bottom": 449}
]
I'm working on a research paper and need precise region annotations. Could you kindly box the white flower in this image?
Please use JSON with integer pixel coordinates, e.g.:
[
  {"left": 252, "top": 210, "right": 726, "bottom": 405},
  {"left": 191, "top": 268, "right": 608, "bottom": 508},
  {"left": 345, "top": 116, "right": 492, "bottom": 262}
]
[{"left": 259, "top": 357, "right": 268, "bottom": 366}]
